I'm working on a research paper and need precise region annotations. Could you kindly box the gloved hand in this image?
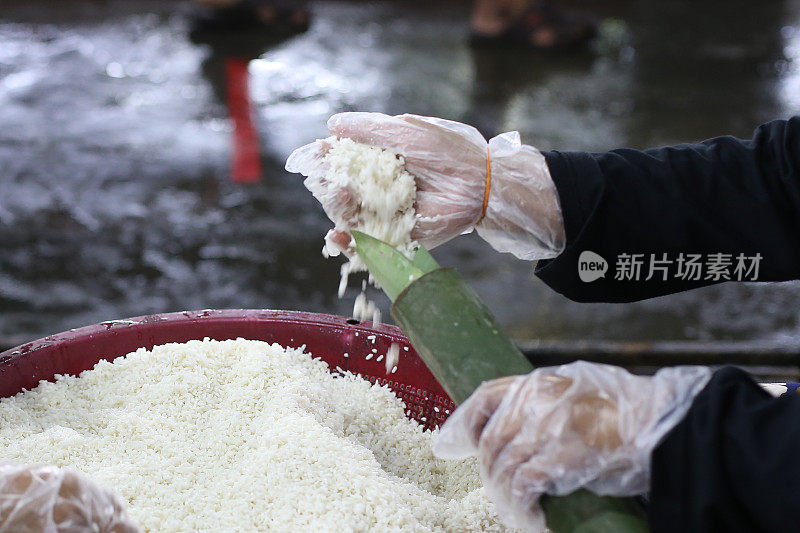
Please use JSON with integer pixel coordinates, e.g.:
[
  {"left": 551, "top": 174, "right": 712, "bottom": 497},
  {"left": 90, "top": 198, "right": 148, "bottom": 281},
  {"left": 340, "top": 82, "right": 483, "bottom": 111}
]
[
  {"left": 434, "top": 361, "right": 712, "bottom": 532},
  {"left": 0, "top": 463, "right": 139, "bottom": 533},
  {"left": 286, "top": 112, "right": 566, "bottom": 260}
]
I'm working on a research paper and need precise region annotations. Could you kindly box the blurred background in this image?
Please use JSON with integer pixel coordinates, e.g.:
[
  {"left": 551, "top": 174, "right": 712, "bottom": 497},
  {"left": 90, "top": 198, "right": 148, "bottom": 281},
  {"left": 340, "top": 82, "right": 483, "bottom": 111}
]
[{"left": 1, "top": 0, "right": 800, "bottom": 350}]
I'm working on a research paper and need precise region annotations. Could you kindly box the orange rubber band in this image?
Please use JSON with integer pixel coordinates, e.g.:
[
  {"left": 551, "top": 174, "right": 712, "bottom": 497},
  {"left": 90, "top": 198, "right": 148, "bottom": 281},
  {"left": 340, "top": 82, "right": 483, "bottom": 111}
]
[{"left": 478, "top": 148, "right": 492, "bottom": 224}]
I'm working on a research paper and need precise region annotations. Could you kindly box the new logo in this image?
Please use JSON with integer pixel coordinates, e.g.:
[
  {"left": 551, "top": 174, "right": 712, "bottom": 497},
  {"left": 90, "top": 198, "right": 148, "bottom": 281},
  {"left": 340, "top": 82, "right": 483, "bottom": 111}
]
[{"left": 578, "top": 251, "right": 608, "bottom": 282}]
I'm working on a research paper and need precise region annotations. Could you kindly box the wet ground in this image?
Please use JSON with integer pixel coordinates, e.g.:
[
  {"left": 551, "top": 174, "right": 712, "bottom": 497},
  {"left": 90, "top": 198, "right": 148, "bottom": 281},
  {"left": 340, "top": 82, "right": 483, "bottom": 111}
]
[{"left": 2, "top": 0, "right": 800, "bottom": 346}]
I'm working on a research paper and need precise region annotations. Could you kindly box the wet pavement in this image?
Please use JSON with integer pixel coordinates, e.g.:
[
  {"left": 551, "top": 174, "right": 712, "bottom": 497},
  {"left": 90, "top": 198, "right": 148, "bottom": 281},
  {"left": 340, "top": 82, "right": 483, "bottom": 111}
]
[{"left": 2, "top": 0, "right": 800, "bottom": 346}]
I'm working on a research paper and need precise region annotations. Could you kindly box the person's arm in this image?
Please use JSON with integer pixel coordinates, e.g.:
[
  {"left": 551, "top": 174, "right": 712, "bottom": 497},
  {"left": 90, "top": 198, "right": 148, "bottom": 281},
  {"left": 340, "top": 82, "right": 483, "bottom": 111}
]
[
  {"left": 537, "top": 117, "right": 800, "bottom": 302},
  {"left": 287, "top": 113, "right": 800, "bottom": 303},
  {"left": 649, "top": 367, "right": 800, "bottom": 532}
]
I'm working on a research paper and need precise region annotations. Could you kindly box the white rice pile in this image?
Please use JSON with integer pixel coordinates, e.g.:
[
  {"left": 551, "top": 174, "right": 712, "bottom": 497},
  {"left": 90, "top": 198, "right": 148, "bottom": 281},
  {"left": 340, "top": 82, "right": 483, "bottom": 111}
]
[
  {"left": 321, "top": 137, "right": 419, "bottom": 326},
  {"left": 0, "top": 339, "right": 511, "bottom": 532}
]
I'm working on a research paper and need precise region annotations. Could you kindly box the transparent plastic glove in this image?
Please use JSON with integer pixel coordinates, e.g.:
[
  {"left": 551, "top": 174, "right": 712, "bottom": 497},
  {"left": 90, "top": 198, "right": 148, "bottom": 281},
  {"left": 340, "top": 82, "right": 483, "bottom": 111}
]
[
  {"left": 434, "top": 361, "right": 712, "bottom": 532},
  {"left": 285, "top": 112, "right": 566, "bottom": 260},
  {"left": 0, "top": 463, "right": 139, "bottom": 533}
]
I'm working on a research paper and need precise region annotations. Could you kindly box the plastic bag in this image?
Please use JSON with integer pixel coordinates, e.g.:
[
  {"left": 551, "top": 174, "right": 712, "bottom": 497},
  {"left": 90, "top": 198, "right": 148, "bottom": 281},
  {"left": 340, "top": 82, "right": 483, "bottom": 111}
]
[
  {"left": 0, "top": 463, "right": 139, "bottom": 533},
  {"left": 434, "top": 361, "right": 711, "bottom": 531}
]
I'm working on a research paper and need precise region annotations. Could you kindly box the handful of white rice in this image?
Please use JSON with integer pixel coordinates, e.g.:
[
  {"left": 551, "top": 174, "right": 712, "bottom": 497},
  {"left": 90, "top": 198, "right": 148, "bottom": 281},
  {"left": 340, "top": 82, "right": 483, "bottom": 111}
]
[
  {"left": 321, "top": 136, "right": 419, "bottom": 268},
  {"left": 0, "top": 339, "right": 512, "bottom": 532},
  {"left": 318, "top": 137, "right": 420, "bottom": 326}
]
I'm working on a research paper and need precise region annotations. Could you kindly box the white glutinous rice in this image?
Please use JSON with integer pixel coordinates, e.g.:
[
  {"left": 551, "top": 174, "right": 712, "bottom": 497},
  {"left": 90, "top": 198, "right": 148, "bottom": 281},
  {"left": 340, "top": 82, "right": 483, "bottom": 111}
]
[
  {"left": 321, "top": 137, "right": 418, "bottom": 265},
  {"left": 320, "top": 137, "right": 418, "bottom": 327},
  {"left": 385, "top": 342, "right": 401, "bottom": 375},
  {"left": 0, "top": 339, "right": 514, "bottom": 532}
]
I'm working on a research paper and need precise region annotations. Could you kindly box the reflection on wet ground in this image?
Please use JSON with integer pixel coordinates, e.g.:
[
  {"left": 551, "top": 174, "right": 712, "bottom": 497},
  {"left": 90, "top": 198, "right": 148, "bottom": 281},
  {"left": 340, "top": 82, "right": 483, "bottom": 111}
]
[{"left": 2, "top": 0, "right": 800, "bottom": 345}]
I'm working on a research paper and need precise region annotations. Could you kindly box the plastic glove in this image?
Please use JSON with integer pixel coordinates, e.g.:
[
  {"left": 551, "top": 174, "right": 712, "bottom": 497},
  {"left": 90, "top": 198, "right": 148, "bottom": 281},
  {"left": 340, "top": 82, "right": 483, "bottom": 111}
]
[
  {"left": 286, "top": 112, "right": 566, "bottom": 260},
  {"left": 0, "top": 463, "right": 139, "bottom": 533},
  {"left": 434, "top": 361, "right": 711, "bottom": 532}
]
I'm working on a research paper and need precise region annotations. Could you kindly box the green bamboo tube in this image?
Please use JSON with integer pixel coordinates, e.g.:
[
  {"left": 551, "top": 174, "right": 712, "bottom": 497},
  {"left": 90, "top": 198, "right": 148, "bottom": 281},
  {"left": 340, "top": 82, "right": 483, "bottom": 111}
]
[
  {"left": 391, "top": 268, "right": 649, "bottom": 533},
  {"left": 391, "top": 268, "right": 533, "bottom": 404}
]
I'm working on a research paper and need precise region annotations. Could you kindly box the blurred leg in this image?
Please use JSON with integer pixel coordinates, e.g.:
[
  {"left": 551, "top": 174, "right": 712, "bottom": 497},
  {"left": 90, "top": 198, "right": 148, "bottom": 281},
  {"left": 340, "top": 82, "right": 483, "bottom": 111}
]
[
  {"left": 193, "top": 0, "right": 240, "bottom": 6},
  {"left": 471, "top": 0, "right": 529, "bottom": 35},
  {"left": 470, "top": 0, "right": 596, "bottom": 49}
]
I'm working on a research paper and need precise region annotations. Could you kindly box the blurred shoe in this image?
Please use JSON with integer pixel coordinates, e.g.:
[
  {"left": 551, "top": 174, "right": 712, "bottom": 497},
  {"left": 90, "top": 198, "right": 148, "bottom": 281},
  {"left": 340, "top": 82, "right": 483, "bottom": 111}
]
[{"left": 470, "top": 1, "right": 596, "bottom": 51}]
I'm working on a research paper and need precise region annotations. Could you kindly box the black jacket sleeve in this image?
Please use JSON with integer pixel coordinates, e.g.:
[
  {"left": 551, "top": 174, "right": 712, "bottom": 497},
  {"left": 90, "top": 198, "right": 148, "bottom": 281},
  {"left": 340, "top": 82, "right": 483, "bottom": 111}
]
[
  {"left": 535, "top": 118, "right": 800, "bottom": 302},
  {"left": 649, "top": 367, "right": 800, "bottom": 532}
]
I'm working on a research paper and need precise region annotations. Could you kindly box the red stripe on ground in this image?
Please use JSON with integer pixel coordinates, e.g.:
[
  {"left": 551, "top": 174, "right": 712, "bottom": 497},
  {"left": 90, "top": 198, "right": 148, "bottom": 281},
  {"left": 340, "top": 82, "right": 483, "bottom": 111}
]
[{"left": 225, "top": 57, "right": 262, "bottom": 183}]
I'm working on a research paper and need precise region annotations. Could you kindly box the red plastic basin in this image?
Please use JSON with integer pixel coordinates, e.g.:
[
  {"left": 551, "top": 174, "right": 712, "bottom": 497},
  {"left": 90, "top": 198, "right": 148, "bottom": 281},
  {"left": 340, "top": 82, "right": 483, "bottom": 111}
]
[{"left": 0, "top": 310, "right": 455, "bottom": 430}]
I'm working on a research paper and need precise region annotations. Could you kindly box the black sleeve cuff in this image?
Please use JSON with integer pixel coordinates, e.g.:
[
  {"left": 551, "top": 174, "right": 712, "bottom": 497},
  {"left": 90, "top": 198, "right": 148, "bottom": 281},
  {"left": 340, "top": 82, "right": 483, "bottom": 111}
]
[
  {"left": 540, "top": 150, "right": 600, "bottom": 246},
  {"left": 534, "top": 151, "right": 609, "bottom": 301}
]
